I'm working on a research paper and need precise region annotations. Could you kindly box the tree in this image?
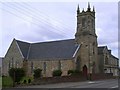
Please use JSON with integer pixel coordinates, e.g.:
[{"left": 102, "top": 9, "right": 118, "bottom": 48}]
[
  {"left": 9, "top": 68, "right": 25, "bottom": 84},
  {"left": 33, "top": 68, "right": 42, "bottom": 79}
]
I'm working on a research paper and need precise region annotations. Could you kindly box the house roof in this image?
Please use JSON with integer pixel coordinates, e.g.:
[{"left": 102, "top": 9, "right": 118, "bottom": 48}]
[
  {"left": 16, "top": 40, "right": 30, "bottom": 58},
  {"left": 111, "top": 55, "right": 119, "bottom": 60},
  {"left": 16, "top": 39, "right": 80, "bottom": 60},
  {"left": 98, "top": 46, "right": 119, "bottom": 60},
  {"left": 98, "top": 46, "right": 106, "bottom": 54}
]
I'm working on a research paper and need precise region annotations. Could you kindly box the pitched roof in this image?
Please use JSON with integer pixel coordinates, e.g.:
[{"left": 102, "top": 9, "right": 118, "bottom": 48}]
[
  {"left": 16, "top": 39, "right": 79, "bottom": 60},
  {"left": 98, "top": 46, "right": 106, "bottom": 54},
  {"left": 16, "top": 40, "right": 30, "bottom": 58},
  {"left": 98, "top": 46, "right": 119, "bottom": 60},
  {"left": 111, "top": 55, "right": 119, "bottom": 60}
]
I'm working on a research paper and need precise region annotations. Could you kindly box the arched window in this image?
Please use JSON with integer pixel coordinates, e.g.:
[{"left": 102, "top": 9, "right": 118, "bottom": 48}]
[
  {"left": 82, "top": 18, "right": 86, "bottom": 27},
  {"left": 43, "top": 62, "right": 46, "bottom": 74},
  {"left": 58, "top": 60, "right": 61, "bottom": 70},
  {"left": 8, "top": 60, "right": 10, "bottom": 68},
  {"left": 31, "top": 62, "right": 33, "bottom": 73},
  {"left": 91, "top": 19, "right": 94, "bottom": 28},
  {"left": 76, "top": 56, "right": 81, "bottom": 71},
  {"left": 93, "top": 42, "right": 95, "bottom": 54},
  {"left": 11, "top": 57, "right": 14, "bottom": 67},
  {"left": 105, "top": 56, "right": 108, "bottom": 64}
]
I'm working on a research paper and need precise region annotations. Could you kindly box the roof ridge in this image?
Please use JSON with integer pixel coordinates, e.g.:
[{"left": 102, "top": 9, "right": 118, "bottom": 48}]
[
  {"left": 32, "top": 39, "right": 75, "bottom": 44},
  {"left": 98, "top": 46, "right": 107, "bottom": 48},
  {"left": 111, "top": 54, "right": 119, "bottom": 60},
  {"left": 16, "top": 39, "right": 30, "bottom": 44},
  {"left": 15, "top": 39, "right": 74, "bottom": 45}
]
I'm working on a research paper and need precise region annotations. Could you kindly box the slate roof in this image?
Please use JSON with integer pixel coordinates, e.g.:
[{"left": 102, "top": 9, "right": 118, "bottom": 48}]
[
  {"left": 16, "top": 40, "right": 30, "bottom": 58},
  {"left": 16, "top": 39, "right": 79, "bottom": 60},
  {"left": 98, "top": 46, "right": 106, "bottom": 54},
  {"left": 111, "top": 55, "right": 119, "bottom": 60},
  {"left": 98, "top": 46, "right": 119, "bottom": 60}
]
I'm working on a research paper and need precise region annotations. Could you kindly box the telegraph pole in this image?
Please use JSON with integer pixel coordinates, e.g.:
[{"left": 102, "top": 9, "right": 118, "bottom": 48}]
[{"left": 117, "top": 57, "right": 119, "bottom": 89}]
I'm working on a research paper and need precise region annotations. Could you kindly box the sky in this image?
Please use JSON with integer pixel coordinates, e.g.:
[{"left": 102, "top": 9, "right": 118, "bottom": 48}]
[{"left": 0, "top": 1, "right": 119, "bottom": 64}]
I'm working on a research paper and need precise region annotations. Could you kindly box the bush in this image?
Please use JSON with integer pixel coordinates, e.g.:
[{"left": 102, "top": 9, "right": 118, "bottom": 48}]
[
  {"left": 68, "top": 70, "right": 74, "bottom": 75},
  {"left": 2, "top": 76, "right": 13, "bottom": 87},
  {"left": 28, "top": 79, "right": 31, "bottom": 83},
  {"left": 8, "top": 68, "right": 25, "bottom": 83},
  {"left": 23, "top": 80, "right": 27, "bottom": 84},
  {"left": 74, "top": 70, "right": 80, "bottom": 74},
  {"left": 33, "top": 68, "right": 42, "bottom": 79},
  {"left": 52, "top": 70, "right": 62, "bottom": 77},
  {"left": 67, "top": 70, "right": 81, "bottom": 76}
]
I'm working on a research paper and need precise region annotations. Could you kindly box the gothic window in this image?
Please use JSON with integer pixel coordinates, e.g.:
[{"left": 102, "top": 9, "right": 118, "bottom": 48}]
[
  {"left": 31, "top": 62, "right": 33, "bottom": 73},
  {"left": 76, "top": 56, "right": 81, "bottom": 71},
  {"left": 82, "top": 18, "right": 86, "bottom": 27},
  {"left": 105, "top": 56, "right": 108, "bottom": 64},
  {"left": 15, "top": 61, "right": 18, "bottom": 68},
  {"left": 90, "top": 43, "right": 92, "bottom": 54},
  {"left": 11, "top": 57, "right": 14, "bottom": 67},
  {"left": 93, "top": 42, "right": 95, "bottom": 54},
  {"left": 91, "top": 19, "right": 94, "bottom": 28},
  {"left": 9, "top": 60, "right": 10, "bottom": 68},
  {"left": 58, "top": 60, "right": 61, "bottom": 70},
  {"left": 43, "top": 62, "right": 46, "bottom": 74}
]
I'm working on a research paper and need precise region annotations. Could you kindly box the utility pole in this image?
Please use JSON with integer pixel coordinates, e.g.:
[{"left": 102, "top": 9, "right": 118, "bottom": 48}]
[{"left": 118, "top": 67, "right": 120, "bottom": 90}]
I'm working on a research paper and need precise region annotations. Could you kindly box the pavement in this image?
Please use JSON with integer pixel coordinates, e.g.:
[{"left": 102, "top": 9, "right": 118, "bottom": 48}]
[{"left": 16, "top": 79, "right": 119, "bottom": 88}]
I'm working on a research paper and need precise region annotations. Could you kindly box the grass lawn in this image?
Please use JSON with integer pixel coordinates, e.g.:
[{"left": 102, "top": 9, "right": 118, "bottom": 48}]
[
  {"left": 0, "top": 77, "right": 2, "bottom": 88},
  {"left": 20, "top": 76, "right": 34, "bottom": 84},
  {"left": 2, "top": 76, "right": 13, "bottom": 88},
  {"left": 2, "top": 76, "right": 34, "bottom": 88}
]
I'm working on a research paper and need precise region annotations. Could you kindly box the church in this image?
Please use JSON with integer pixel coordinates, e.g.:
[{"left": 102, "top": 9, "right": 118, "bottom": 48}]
[{"left": 2, "top": 3, "right": 119, "bottom": 77}]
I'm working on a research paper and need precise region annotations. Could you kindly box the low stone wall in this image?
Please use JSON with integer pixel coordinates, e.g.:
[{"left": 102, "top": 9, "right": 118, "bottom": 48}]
[
  {"left": 32, "top": 75, "right": 86, "bottom": 85},
  {"left": 91, "top": 73, "right": 114, "bottom": 80},
  {"left": 17, "top": 73, "right": 115, "bottom": 86}
]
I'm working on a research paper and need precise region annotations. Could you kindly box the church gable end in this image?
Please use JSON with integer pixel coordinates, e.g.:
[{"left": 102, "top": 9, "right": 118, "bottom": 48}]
[{"left": 2, "top": 39, "right": 25, "bottom": 76}]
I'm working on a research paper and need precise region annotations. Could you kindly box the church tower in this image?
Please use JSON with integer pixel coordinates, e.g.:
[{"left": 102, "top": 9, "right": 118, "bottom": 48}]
[{"left": 75, "top": 3, "right": 99, "bottom": 74}]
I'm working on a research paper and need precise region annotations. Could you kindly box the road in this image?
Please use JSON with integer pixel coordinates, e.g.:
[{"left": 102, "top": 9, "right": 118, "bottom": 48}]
[{"left": 19, "top": 79, "right": 119, "bottom": 88}]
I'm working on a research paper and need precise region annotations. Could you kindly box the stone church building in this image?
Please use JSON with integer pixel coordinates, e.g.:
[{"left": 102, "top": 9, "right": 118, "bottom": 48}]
[{"left": 2, "top": 4, "right": 119, "bottom": 77}]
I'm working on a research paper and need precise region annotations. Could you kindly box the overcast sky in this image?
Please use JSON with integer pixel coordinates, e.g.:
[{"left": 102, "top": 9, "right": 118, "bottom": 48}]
[{"left": 0, "top": 1, "right": 118, "bottom": 62}]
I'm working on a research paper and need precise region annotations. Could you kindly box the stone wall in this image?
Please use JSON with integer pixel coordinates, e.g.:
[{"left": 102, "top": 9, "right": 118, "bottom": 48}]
[
  {"left": 26, "top": 59, "right": 74, "bottom": 77},
  {"left": 32, "top": 75, "right": 86, "bottom": 85},
  {"left": 31, "top": 74, "right": 114, "bottom": 85},
  {"left": 2, "top": 39, "right": 24, "bottom": 76}
]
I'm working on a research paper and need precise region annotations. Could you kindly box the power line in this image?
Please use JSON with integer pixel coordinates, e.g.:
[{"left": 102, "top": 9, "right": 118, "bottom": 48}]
[
  {"left": 16, "top": 2, "right": 74, "bottom": 36},
  {"left": 1, "top": 2, "right": 71, "bottom": 37},
  {"left": 21, "top": 2, "right": 74, "bottom": 32}
]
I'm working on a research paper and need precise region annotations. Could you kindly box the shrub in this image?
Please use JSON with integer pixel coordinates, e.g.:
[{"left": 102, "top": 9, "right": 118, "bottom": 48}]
[
  {"left": 67, "top": 69, "right": 81, "bottom": 76},
  {"left": 74, "top": 70, "right": 80, "bottom": 74},
  {"left": 23, "top": 80, "right": 27, "bottom": 84},
  {"left": 8, "top": 68, "right": 25, "bottom": 84},
  {"left": 2, "top": 76, "right": 13, "bottom": 87},
  {"left": 67, "top": 70, "right": 74, "bottom": 75},
  {"left": 28, "top": 79, "right": 31, "bottom": 83},
  {"left": 52, "top": 70, "right": 62, "bottom": 77},
  {"left": 33, "top": 68, "right": 42, "bottom": 79}
]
